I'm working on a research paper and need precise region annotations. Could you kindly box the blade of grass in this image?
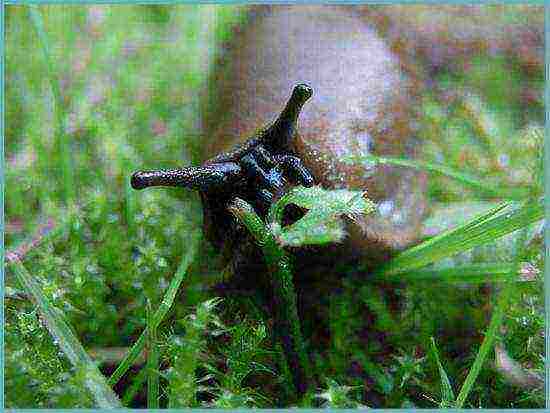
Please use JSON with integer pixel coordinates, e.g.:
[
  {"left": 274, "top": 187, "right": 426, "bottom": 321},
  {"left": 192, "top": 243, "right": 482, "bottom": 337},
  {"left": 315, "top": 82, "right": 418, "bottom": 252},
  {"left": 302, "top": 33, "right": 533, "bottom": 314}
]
[
  {"left": 455, "top": 226, "right": 528, "bottom": 408},
  {"left": 228, "top": 197, "right": 310, "bottom": 395},
  {"left": 8, "top": 258, "right": 122, "bottom": 408},
  {"left": 454, "top": 279, "right": 516, "bottom": 407},
  {"left": 28, "top": 6, "right": 75, "bottom": 205},
  {"left": 108, "top": 230, "right": 200, "bottom": 386},
  {"left": 377, "top": 199, "right": 543, "bottom": 277},
  {"left": 430, "top": 337, "right": 455, "bottom": 407},
  {"left": 377, "top": 202, "right": 508, "bottom": 275},
  {"left": 344, "top": 154, "right": 532, "bottom": 200},
  {"left": 146, "top": 299, "right": 159, "bottom": 409},
  {"left": 374, "top": 263, "right": 523, "bottom": 284}
]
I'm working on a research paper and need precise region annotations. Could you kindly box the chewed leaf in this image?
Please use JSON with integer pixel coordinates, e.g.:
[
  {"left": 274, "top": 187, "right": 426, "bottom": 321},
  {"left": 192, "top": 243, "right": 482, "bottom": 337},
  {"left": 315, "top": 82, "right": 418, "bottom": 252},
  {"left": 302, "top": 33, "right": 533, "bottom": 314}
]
[
  {"left": 275, "top": 217, "right": 347, "bottom": 247},
  {"left": 269, "top": 186, "right": 376, "bottom": 247}
]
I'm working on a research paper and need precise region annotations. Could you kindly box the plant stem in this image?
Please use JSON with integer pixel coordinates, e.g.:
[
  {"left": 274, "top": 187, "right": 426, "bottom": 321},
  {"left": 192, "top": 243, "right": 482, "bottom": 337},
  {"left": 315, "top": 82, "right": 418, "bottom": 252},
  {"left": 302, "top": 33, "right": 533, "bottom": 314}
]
[
  {"left": 228, "top": 197, "right": 310, "bottom": 395},
  {"left": 454, "top": 280, "right": 516, "bottom": 407},
  {"left": 146, "top": 299, "right": 159, "bottom": 409}
]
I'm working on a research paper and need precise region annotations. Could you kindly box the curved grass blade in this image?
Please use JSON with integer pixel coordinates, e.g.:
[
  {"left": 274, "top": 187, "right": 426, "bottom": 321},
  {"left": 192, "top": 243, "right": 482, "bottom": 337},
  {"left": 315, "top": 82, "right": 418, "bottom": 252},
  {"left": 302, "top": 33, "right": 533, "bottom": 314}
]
[
  {"left": 8, "top": 259, "right": 122, "bottom": 408},
  {"left": 344, "top": 153, "right": 532, "bottom": 200},
  {"left": 28, "top": 6, "right": 75, "bottom": 205}
]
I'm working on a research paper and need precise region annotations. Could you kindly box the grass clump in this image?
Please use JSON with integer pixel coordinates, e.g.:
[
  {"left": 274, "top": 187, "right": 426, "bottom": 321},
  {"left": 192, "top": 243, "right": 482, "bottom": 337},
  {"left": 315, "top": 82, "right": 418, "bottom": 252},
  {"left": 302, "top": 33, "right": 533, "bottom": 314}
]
[
  {"left": 5, "top": 308, "right": 94, "bottom": 408},
  {"left": 163, "top": 298, "right": 274, "bottom": 408}
]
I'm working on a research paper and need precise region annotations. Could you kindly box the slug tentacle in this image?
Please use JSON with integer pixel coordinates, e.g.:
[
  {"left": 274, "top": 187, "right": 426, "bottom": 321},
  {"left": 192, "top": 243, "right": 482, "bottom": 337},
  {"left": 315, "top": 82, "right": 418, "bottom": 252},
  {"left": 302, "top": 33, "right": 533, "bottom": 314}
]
[
  {"left": 240, "top": 153, "right": 285, "bottom": 192},
  {"left": 274, "top": 154, "right": 315, "bottom": 187},
  {"left": 131, "top": 162, "right": 242, "bottom": 191},
  {"left": 263, "top": 83, "right": 313, "bottom": 150}
]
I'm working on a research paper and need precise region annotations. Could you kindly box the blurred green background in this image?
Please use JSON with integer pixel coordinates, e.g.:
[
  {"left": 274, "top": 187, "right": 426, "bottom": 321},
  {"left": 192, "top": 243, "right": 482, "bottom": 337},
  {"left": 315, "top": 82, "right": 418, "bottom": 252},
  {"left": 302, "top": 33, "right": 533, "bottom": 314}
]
[{"left": 4, "top": 4, "right": 544, "bottom": 408}]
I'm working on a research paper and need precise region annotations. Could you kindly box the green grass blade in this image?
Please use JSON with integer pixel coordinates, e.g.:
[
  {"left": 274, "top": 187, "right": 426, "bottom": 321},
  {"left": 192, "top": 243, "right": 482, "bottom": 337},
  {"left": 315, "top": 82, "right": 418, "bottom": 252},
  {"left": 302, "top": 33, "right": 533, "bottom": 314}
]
[
  {"left": 375, "top": 263, "right": 520, "bottom": 284},
  {"left": 8, "top": 259, "right": 122, "bottom": 408},
  {"left": 28, "top": 6, "right": 75, "bottom": 205},
  {"left": 344, "top": 154, "right": 532, "bottom": 200},
  {"left": 454, "top": 279, "right": 516, "bottom": 407},
  {"left": 108, "top": 230, "right": 201, "bottom": 386},
  {"left": 377, "top": 199, "right": 543, "bottom": 277},
  {"left": 108, "top": 328, "right": 146, "bottom": 388},
  {"left": 430, "top": 337, "right": 455, "bottom": 406},
  {"left": 146, "top": 300, "right": 159, "bottom": 409},
  {"left": 6, "top": 204, "right": 81, "bottom": 262},
  {"left": 454, "top": 227, "right": 527, "bottom": 408}
]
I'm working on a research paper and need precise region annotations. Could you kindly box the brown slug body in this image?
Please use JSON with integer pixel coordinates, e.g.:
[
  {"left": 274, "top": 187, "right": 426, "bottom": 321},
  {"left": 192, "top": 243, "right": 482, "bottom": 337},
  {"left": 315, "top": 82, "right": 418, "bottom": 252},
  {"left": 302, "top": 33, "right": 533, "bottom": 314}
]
[
  {"left": 203, "top": 5, "right": 429, "bottom": 268},
  {"left": 361, "top": 5, "right": 544, "bottom": 76}
]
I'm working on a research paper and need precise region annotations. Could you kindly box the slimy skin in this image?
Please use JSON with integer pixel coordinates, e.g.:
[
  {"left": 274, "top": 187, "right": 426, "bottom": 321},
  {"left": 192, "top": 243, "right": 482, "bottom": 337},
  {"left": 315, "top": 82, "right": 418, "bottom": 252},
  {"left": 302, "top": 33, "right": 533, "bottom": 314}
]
[{"left": 203, "top": 5, "right": 429, "bottom": 267}]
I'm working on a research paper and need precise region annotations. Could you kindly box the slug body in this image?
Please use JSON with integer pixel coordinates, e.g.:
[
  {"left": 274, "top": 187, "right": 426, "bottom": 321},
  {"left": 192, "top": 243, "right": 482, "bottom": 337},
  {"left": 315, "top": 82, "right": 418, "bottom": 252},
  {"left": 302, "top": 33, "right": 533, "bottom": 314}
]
[{"left": 203, "top": 5, "right": 428, "bottom": 267}]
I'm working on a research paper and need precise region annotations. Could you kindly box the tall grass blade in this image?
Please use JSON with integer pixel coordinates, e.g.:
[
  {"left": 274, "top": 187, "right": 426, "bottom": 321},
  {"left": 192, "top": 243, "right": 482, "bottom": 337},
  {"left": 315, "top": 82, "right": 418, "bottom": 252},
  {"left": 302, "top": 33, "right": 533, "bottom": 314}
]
[
  {"left": 454, "top": 279, "right": 516, "bottom": 407},
  {"left": 455, "top": 227, "right": 527, "bottom": 407},
  {"left": 146, "top": 299, "right": 159, "bottom": 409},
  {"left": 8, "top": 259, "right": 122, "bottom": 408},
  {"left": 376, "top": 263, "right": 523, "bottom": 284},
  {"left": 430, "top": 337, "right": 455, "bottom": 407},
  {"left": 28, "top": 6, "right": 75, "bottom": 205},
  {"left": 377, "top": 199, "right": 543, "bottom": 277},
  {"left": 108, "top": 230, "right": 200, "bottom": 386},
  {"left": 345, "top": 154, "right": 531, "bottom": 200}
]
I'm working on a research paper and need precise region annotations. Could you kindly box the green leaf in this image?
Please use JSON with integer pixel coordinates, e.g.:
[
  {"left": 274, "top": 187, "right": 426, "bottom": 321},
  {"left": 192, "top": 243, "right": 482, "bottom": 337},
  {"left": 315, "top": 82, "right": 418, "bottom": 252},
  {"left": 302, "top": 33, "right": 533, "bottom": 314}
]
[
  {"left": 430, "top": 337, "right": 455, "bottom": 407},
  {"left": 268, "top": 186, "right": 376, "bottom": 247}
]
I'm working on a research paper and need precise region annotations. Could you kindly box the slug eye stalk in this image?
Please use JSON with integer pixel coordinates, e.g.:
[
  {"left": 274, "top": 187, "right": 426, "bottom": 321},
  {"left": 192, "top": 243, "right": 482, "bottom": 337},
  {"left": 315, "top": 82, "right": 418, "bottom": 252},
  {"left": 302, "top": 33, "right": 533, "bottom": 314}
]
[
  {"left": 131, "top": 162, "right": 243, "bottom": 192},
  {"left": 263, "top": 83, "right": 313, "bottom": 150}
]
